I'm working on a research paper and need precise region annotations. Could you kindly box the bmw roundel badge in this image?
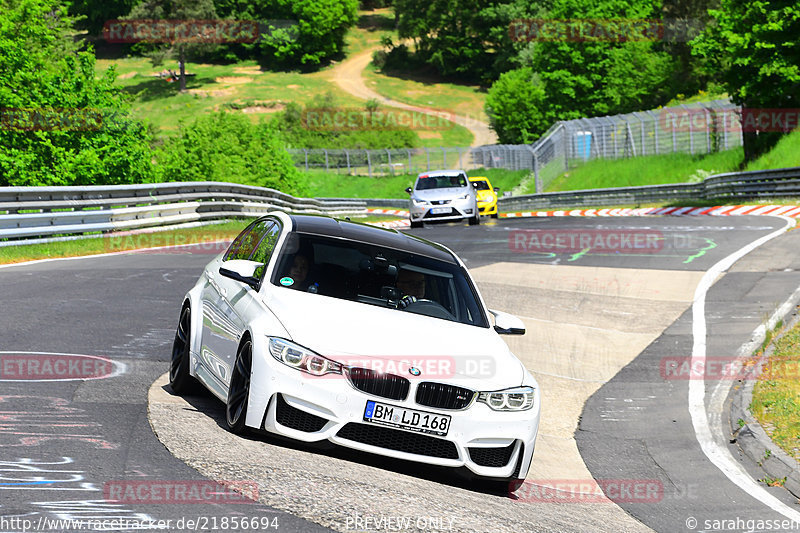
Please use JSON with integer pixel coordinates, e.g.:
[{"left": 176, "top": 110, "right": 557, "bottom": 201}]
[{"left": 409, "top": 367, "right": 421, "bottom": 376}]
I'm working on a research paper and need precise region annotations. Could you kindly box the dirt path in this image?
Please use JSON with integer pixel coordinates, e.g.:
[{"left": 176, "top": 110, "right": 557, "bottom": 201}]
[{"left": 327, "top": 49, "right": 497, "bottom": 147}]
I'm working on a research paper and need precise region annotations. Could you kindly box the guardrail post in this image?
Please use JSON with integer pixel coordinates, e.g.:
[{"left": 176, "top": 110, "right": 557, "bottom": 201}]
[
  {"left": 457, "top": 147, "right": 463, "bottom": 168},
  {"left": 345, "top": 149, "right": 351, "bottom": 173},
  {"left": 407, "top": 149, "right": 411, "bottom": 174},
  {"left": 533, "top": 151, "right": 541, "bottom": 193},
  {"left": 425, "top": 147, "right": 430, "bottom": 170},
  {"left": 386, "top": 149, "right": 393, "bottom": 175},
  {"left": 324, "top": 149, "right": 329, "bottom": 171},
  {"left": 303, "top": 149, "right": 309, "bottom": 171},
  {"left": 442, "top": 147, "right": 447, "bottom": 168},
  {"left": 671, "top": 120, "right": 676, "bottom": 152}
]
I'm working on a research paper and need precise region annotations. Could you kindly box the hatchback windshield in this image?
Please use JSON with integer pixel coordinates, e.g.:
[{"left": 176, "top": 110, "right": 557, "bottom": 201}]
[
  {"left": 414, "top": 174, "right": 468, "bottom": 190},
  {"left": 271, "top": 232, "right": 488, "bottom": 328}
]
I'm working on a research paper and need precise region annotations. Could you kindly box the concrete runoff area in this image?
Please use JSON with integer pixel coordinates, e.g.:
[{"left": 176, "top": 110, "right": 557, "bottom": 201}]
[
  {"left": 470, "top": 263, "right": 703, "bottom": 497},
  {"left": 149, "top": 261, "right": 706, "bottom": 532}
]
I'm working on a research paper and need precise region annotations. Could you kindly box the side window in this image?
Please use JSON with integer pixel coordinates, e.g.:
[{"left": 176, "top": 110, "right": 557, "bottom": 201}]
[
  {"left": 251, "top": 224, "right": 281, "bottom": 280},
  {"left": 224, "top": 219, "right": 272, "bottom": 262}
]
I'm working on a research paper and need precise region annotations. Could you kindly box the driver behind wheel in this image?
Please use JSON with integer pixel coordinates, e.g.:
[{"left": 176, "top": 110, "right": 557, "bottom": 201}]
[{"left": 396, "top": 268, "right": 426, "bottom": 308}]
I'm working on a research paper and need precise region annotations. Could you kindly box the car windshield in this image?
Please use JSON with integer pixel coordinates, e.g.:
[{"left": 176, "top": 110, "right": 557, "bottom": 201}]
[
  {"left": 271, "top": 232, "right": 488, "bottom": 328},
  {"left": 415, "top": 174, "right": 468, "bottom": 190},
  {"left": 472, "top": 180, "right": 490, "bottom": 191}
]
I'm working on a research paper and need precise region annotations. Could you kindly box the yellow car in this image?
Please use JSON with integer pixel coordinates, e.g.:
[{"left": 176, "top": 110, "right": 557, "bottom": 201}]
[{"left": 469, "top": 176, "right": 499, "bottom": 218}]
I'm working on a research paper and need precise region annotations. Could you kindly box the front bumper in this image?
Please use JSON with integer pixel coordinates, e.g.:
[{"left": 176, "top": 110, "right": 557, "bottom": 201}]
[
  {"left": 477, "top": 200, "right": 497, "bottom": 215},
  {"left": 408, "top": 198, "right": 476, "bottom": 223},
  {"left": 246, "top": 347, "right": 539, "bottom": 480}
]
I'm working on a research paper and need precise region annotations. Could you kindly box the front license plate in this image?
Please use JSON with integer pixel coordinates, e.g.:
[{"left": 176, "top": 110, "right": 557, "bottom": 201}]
[
  {"left": 363, "top": 401, "right": 450, "bottom": 436},
  {"left": 430, "top": 207, "right": 451, "bottom": 215}
]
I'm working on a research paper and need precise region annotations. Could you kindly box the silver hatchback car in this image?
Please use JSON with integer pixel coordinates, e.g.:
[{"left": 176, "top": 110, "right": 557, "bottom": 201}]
[{"left": 405, "top": 170, "right": 480, "bottom": 228}]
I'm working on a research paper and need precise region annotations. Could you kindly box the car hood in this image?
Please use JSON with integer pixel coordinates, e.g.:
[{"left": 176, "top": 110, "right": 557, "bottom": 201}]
[
  {"left": 262, "top": 288, "right": 525, "bottom": 390},
  {"left": 475, "top": 190, "right": 496, "bottom": 202},
  {"left": 412, "top": 188, "right": 473, "bottom": 202}
]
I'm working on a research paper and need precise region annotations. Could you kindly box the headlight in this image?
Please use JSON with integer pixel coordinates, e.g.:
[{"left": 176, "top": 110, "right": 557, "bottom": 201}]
[
  {"left": 458, "top": 194, "right": 470, "bottom": 200},
  {"left": 268, "top": 337, "right": 342, "bottom": 376},
  {"left": 411, "top": 198, "right": 428, "bottom": 206},
  {"left": 477, "top": 386, "right": 535, "bottom": 411}
]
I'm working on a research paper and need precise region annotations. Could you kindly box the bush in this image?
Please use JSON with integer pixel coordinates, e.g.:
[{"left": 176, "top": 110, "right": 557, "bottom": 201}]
[
  {"left": 155, "top": 112, "right": 307, "bottom": 195},
  {"left": 272, "top": 101, "right": 418, "bottom": 149},
  {"left": 0, "top": 0, "right": 155, "bottom": 186}
]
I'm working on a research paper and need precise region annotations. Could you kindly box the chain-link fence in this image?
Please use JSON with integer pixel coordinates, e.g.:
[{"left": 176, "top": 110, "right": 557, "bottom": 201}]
[
  {"left": 474, "top": 99, "right": 743, "bottom": 192},
  {"left": 285, "top": 147, "right": 483, "bottom": 177},
  {"left": 288, "top": 100, "right": 743, "bottom": 192}
]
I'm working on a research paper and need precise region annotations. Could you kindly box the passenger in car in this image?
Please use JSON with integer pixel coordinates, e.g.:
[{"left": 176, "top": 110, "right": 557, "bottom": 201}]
[{"left": 396, "top": 269, "right": 426, "bottom": 307}]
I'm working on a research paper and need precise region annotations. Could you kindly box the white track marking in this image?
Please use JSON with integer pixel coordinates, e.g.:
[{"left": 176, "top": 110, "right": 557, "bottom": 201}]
[{"left": 689, "top": 215, "right": 800, "bottom": 521}]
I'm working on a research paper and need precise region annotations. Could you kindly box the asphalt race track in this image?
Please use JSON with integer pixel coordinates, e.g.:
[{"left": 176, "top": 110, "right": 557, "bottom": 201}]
[{"left": 2, "top": 215, "right": 800, "bottom": 533}]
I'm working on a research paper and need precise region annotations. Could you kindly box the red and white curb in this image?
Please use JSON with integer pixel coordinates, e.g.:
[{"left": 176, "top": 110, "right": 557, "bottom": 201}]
[
  {"left": 501, "top": 205, "right": 800, "bottom": 218},
  {"left": 366, "top": 205, "right": 800, "bottom": 229},
  {"left": 366, "top": 208, "right": 411, "bottom": 228}
]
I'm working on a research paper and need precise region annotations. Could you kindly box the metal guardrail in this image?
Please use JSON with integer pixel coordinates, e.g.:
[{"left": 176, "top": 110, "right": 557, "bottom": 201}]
[
  {"left": 0, "top": 182, "right": 367, "bottom": 244},
  {"left": 2, "top": 167, "right": 798, "bottom": 245},
  {"left": 496, "top": 167, "right": 800, "bottom": 211}
]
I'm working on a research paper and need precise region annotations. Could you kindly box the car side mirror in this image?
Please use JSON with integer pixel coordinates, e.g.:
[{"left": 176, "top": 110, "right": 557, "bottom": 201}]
[
  {"left": 219, "top": 259, "right": 262, "bottom": 289},
  {"left": 405, "top": 187, "right": 412, "bottom": 194},
  {"left": 493, "top": 187, "right": 500, "bottom": 193},
  {"left": 488, "top": 309, "right": 525, "bottom": 335}
]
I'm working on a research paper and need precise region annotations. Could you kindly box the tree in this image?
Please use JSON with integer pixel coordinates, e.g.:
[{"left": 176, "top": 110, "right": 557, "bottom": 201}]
[
  {"left": 214, "top": 0, "right": 358, "bottom": 68},
  {"left": 692, "top": 0, "right": 800, "bottom": 161},
  {"left": 393, "top": 0, "right": 541, "bottom": 82},
  {"left": 485, "top": 67, "right": 553, "bottom": 144},
  {"left": 0, "top": 0, "right": 154, "bottom": 186},
  {"left": 485, "top": 0, "right": 678, "bottom": 142},
  {"left": 69, "top": 0, "right": 138, "bottom": 36},
  {"left": 123, "top": 0, "right": 218, "bottom": 92}
]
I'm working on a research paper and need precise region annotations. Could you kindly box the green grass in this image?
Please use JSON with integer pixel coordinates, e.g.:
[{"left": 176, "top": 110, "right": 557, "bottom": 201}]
[
  {"left": 534, "top": 148, "right": 744, "bottom": 194},
  {"left": 0, "top": 212, "right": 407, "bottom": 265},
  {"left": 363, "top": 63, "right": 489, "bottom": 124},
  {"left": 751, "top": 322, "right": 800, "bottom": 465},
  {"left": 100, "top": 58, "right": 365, "bottom": 135},
  {"left": 746, "top": 129, "right": 800, "bottom": 171},
  {"left": 0, "top": 221, "right": 249, "bottom": 265},
  {"left": 308, "top": 168, "right": 529, "bottom": 199}
]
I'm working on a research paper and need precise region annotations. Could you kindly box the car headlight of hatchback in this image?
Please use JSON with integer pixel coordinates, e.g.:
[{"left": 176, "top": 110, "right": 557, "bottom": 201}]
[
  {"left": 477, "top": 386, "right": 536, "bottom": 411},
  {"left": 268, "top": 337, "right": 342, "bottom": 376},
  {"left": 412, "top": 198, "right": 428, "bottom": 206},
  {"left": 458, "top": 194, "right": 470, "bottom": 200}
]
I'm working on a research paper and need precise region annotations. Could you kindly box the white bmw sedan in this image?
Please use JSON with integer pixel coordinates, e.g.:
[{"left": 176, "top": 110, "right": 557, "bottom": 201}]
[{"left": 170, "top": 211, "right": 540, "bottom": 485}]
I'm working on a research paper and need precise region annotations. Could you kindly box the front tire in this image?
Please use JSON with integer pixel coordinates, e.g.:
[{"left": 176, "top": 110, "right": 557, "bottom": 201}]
[
  {"left": 410, "top": 219, "right": 423, "bottom": 228},
  {"left": 226, "top": 338, "right": 253, "bottom": 434},
  {"left": 169, "top": 305, "right": 200, "bottom": 395},
  {"left": 491, "top": 212, "right": 499, "bottom": 219},
  {"left": 468, "top": 212, "right": 480, "bottom": 226}
]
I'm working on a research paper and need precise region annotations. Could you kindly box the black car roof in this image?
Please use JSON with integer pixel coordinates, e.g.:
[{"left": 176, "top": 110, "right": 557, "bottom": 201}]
[{"left": 286, "top": 214, "right": 457, "bottom": 264}]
